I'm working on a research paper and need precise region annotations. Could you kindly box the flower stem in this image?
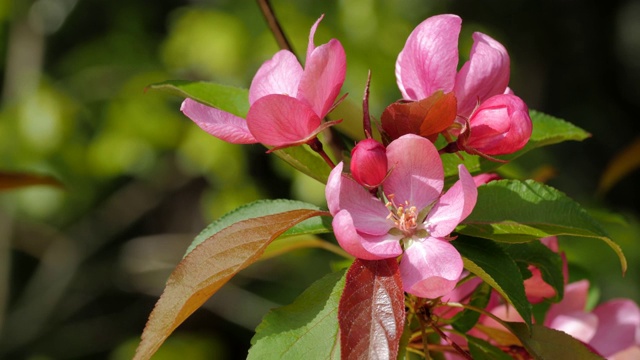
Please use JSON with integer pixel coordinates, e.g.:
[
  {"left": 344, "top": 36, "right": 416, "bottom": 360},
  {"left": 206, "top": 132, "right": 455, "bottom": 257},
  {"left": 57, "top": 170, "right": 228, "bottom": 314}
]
[
  {"left": 256, "top": 0, "right": 294, "bottom": 53},
  {"left": 307, "top": 138, "right": 336, "bottom": 168}
]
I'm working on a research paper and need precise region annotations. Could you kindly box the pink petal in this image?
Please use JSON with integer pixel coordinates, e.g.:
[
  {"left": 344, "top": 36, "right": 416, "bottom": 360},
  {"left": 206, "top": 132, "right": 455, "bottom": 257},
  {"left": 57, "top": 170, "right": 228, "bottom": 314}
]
[
  {"left": 332, "top": 210, "right": 403, "bottom": 260},
  {"left": 454, "top": 32, "right": 510, "bottom": 118},
  {"left": 426, "top": 165, "right": 477, "bottom": 238},
  {"left": 384, "top": 134, "right": 444, "bottom": 210},
  {"left": 465, "top": 94, "right": 532, "bottom": 155},
  {"left": 306, "top": 15, "right": 324, "bottom": 62},
  {"left": 483, "top": 303, "right": 526, "bottom": 331},
  {"left": 590, "top": 299, "right": 640, "bottom": 357},
  {"left": 326, "top": 162, "right": 394, "bottom": 235},
  {"left": 249, "top": 50, "right": 303, "bottom": 105},
  {"left": 297, "top": 39, "right": 346, "bottom": 118},
  {"left": 548, "top": 312, "right": 598, "bottom": 344},
  {"left": 400, "top": 237, "right": 463, "bottom": 298},
  {"left": 180, "top": 98, "right": 257, "bottom": 144},
  {"left": 395, "top": 14, "right": 461, "bottom": 100},
  {"left": 545, "top": 280, "right": 590, "bottom": 324},
  {"left": 246, "top": 94, "right": 321, "bottom": 147},
  {"left": 472, "top": 172, "right": 501, "bottom": 186},
  {"left": 523, "top": 266, "right": 557, "bottom": 303}
]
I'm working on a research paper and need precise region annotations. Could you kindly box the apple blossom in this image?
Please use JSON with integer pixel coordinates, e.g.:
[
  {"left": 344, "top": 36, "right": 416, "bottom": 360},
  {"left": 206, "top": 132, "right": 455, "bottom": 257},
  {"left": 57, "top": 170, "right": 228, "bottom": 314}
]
[
  {"left": 181, "top": 15, "right": 345, "bottom": 149},
  {"left": 394, "top": 14, "right": 532, "bottom": 156},
  {"left": 326, "top": 134, "right": 477, "bottom": 298}
]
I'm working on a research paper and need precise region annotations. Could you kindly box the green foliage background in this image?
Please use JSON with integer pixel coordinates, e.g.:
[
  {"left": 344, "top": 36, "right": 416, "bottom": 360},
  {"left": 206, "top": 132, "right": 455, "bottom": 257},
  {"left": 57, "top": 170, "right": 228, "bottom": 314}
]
[{"left": 0, "top": 0, "right": 639, "bottom": 359}]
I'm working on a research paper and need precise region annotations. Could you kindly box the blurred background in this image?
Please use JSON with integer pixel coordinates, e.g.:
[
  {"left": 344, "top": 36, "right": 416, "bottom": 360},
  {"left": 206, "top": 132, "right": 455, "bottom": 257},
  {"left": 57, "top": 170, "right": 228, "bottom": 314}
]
[{"left": 0, "top": 0, "right": 639, "bottom": 358}]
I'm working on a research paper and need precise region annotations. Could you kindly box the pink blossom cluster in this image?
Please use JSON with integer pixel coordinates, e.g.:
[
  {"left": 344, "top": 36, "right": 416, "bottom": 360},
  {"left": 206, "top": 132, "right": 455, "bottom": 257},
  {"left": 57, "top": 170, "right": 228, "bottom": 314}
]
[
  {"left": 388, "top": 14, "right": 532, "bottom": 157},
  {"left": 181, "top": 15, "right": 345, "bottom": 150},
  {"left": 441, "top": 237, "right": 640, "bottom": 359}
]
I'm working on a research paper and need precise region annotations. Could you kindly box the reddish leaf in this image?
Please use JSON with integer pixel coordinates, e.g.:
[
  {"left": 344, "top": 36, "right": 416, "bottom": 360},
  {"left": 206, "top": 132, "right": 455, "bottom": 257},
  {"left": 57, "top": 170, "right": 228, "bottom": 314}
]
[
  {"left": 339, "top": 258, "right": 405, "bottom": 360},
  {"left": 0, "top": 171, "right": 63, "bottom": 190},
  {"left": 381, "top": 91, "right": 457, "bottom": 142},
  {"left": 134, "top": 209, "right": 328, "bottom": 360}
]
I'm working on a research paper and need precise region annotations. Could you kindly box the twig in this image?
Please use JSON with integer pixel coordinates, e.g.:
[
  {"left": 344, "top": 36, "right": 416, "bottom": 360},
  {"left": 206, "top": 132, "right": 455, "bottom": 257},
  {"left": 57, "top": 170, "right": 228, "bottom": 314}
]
[{"left": 256, "top": 0, "right": 294, "bottom": 53}]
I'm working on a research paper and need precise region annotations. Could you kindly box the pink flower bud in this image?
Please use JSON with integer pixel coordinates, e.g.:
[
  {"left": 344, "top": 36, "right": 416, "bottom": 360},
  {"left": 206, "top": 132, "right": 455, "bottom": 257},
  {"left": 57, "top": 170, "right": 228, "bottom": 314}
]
[
  {"left": 462, "top": 94, "right": 532, "bottom": 156},
  {"left": 350, "top": 139, "right": 388, "bottom": 189}
]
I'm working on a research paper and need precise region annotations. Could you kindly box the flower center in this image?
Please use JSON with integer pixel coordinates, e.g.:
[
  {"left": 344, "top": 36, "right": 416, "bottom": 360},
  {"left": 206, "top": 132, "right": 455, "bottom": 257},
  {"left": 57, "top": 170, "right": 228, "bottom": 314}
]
[{"left": 386, "top": 194, "right": 419, "bottom": 237}]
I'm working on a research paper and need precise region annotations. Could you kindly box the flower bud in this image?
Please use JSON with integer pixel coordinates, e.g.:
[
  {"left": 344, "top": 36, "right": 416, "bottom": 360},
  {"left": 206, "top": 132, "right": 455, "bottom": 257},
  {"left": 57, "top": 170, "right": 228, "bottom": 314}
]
[
  {"left": 350, "top": 139, "right": 388, "bottom": 189},
  {"left": 462, "top": 94, "right": 532, "bottom": 156}
]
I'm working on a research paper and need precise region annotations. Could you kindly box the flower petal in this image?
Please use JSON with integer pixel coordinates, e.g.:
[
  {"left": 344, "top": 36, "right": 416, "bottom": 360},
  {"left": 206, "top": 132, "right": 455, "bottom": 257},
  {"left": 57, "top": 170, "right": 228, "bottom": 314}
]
[
  {"left": 396, "top": 14, "right": 461, "bottom": 100},
  {"left": 465, "top": 94, "right": 532, "bottom": 155},
  {"left": 297, "top": 39, "right": 346, "bottom": 118},
  {"left": 180, "top": 98, "right": 257, "bottom": 144},
  {"left": 590, "top": 299, "right": 640, "bottom": 357},
  {"left": 425, "top": 164, "right": 477, "bottom": 238},
  {"left": 332, "top": 210, "right": 403, "bottom": 260},
  {"left": 548, "top": 312, "right": 599, "bottom": 344},
  {"left": 545, "top": 280, "right": 590, "bottom": 324},
  {"left": 454, "top": 32, "right": 510, "bottom": 118},
  {"left": 400, "top": 237, "right": 463, "bottom": 298},
  {"left": 249, "top": 50, "right": 303, "bottom": 105},
  {"left": 384, "top": 134, "right": 444, "bottom": 209},
  {"left": 326, "top": 162, "right": 394, "bottom": 235},
  {"left": 306, "top": 15, "right": 323, "bottom": 62},
  {"left": 246, "top": 94, "right": 321, "bottom": 147}
]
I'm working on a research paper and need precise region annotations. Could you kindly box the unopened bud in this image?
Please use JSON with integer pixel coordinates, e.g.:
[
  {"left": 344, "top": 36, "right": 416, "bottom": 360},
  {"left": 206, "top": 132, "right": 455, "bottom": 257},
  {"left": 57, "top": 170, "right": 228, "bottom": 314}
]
[
  {"left": 350, "top": 139, "right": 388, "bottom": 189},
  {"left": 462, "top": 94, "right": 532, "bottom": 156}
]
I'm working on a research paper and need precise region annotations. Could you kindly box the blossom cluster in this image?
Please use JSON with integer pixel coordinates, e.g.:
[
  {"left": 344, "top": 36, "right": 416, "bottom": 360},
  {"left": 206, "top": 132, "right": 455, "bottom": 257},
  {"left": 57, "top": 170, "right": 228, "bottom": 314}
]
[{"left": 178, "top": 12, "right": 638, "bottom": 359}]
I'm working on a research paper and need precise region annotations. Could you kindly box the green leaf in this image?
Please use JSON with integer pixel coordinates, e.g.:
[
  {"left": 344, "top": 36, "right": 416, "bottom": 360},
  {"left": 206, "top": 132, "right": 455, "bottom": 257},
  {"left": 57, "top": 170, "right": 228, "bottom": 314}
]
[
  {"left": 261, "top": 235, "right": 350, "bottom": 262},
  {"left": 134, "top": 207, "right": 327, "bottom": 360},
  {"left": 502, "top": 241, "right": 565, "bottom": 302},
  {"left": 453, "top": 236, "right": 532, "bottom": 329},
  {"left": 272, "top": 146, "right": 332, "bottom": 184},
  {"left": 248, "top": 270, "right": 345, "bottom": 360},
  {"left": 147, "top": 80, "right": 249, "bottom": 117},
  {"left": 443, "top": 110, "right": 591, "bottom": 179},
  {"left": 451, "top": 282, "right": 492, "bottom": 333},
  {"left": 505, "top": 322, "right": 605, "bottom": 359},
  {"left": 466, "top": 335, "right": 513, "bottom": 360},
  {"left": 458, "top": 179, "right": 627, "bottom": 274},
  {"left": 185, "top": 199, "right": 330, "bottom": 256}
]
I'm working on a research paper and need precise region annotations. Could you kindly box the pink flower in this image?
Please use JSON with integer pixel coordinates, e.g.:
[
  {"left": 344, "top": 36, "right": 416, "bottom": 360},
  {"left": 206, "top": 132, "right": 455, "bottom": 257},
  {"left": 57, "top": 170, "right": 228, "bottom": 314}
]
[
  {"left": 483, "top": 280, "right": 640, "bottom": 358},
  {"left": 349, "top": 139, "right": 388, "bottom": 189},
  {"left": 545, "top": 280, "right": 640, "bottom": 358},
  {"left": 181, "top": 15, "right": 346, "bottom": 149},
  {"left": 326, "top": 134, "right": 477, "bottom": 298},
  {"left": 395, "top": 14, "right": 532, "bottom": 156}
]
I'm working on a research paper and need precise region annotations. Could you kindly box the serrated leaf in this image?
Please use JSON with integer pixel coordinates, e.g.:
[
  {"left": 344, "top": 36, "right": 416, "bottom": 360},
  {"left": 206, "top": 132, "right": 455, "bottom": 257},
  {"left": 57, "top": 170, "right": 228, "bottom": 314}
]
[
  {"left": 443, "top": 110, "right": 591, "bottom": 179},
  {"left": 466, "top": 335, "right": 513, "bottom": 360},
  {"left": 451, "top": 282, "right": 492, "bottom": 333},
  {"left": 458, "top": 179, "right": 627, "bottom": 274},
  {"left": 272, "top": 145, "right": 332, "bottom": 183},
  {"left": 147, "top": 80, "right": 249, "bottom": 117},
  {"left": 248, "top": 270, "right": 346, "bottom": 360},
  {"left": 453, "top": 236, "right": 532, "bottom": 329},
  {"left": 261, "top": 235, "right": 350, "bottom": 262},
  {"left": 0, "top": 171, "right": 64, "bottom": 190},
  {"left": 339, "top": 258, "right": 405, "bottom": 360},
  {"left": 133, "top": 208, "right": 327, "bottom": 360},
  {"left": 185, "top": 199, "right": 330, "bottom": 256},
  {"left": 505, "top": 322, "right": 605, "bottom": 359},
  {"left": 502, "top": 241, "right": 564, "bottom": 302}
]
